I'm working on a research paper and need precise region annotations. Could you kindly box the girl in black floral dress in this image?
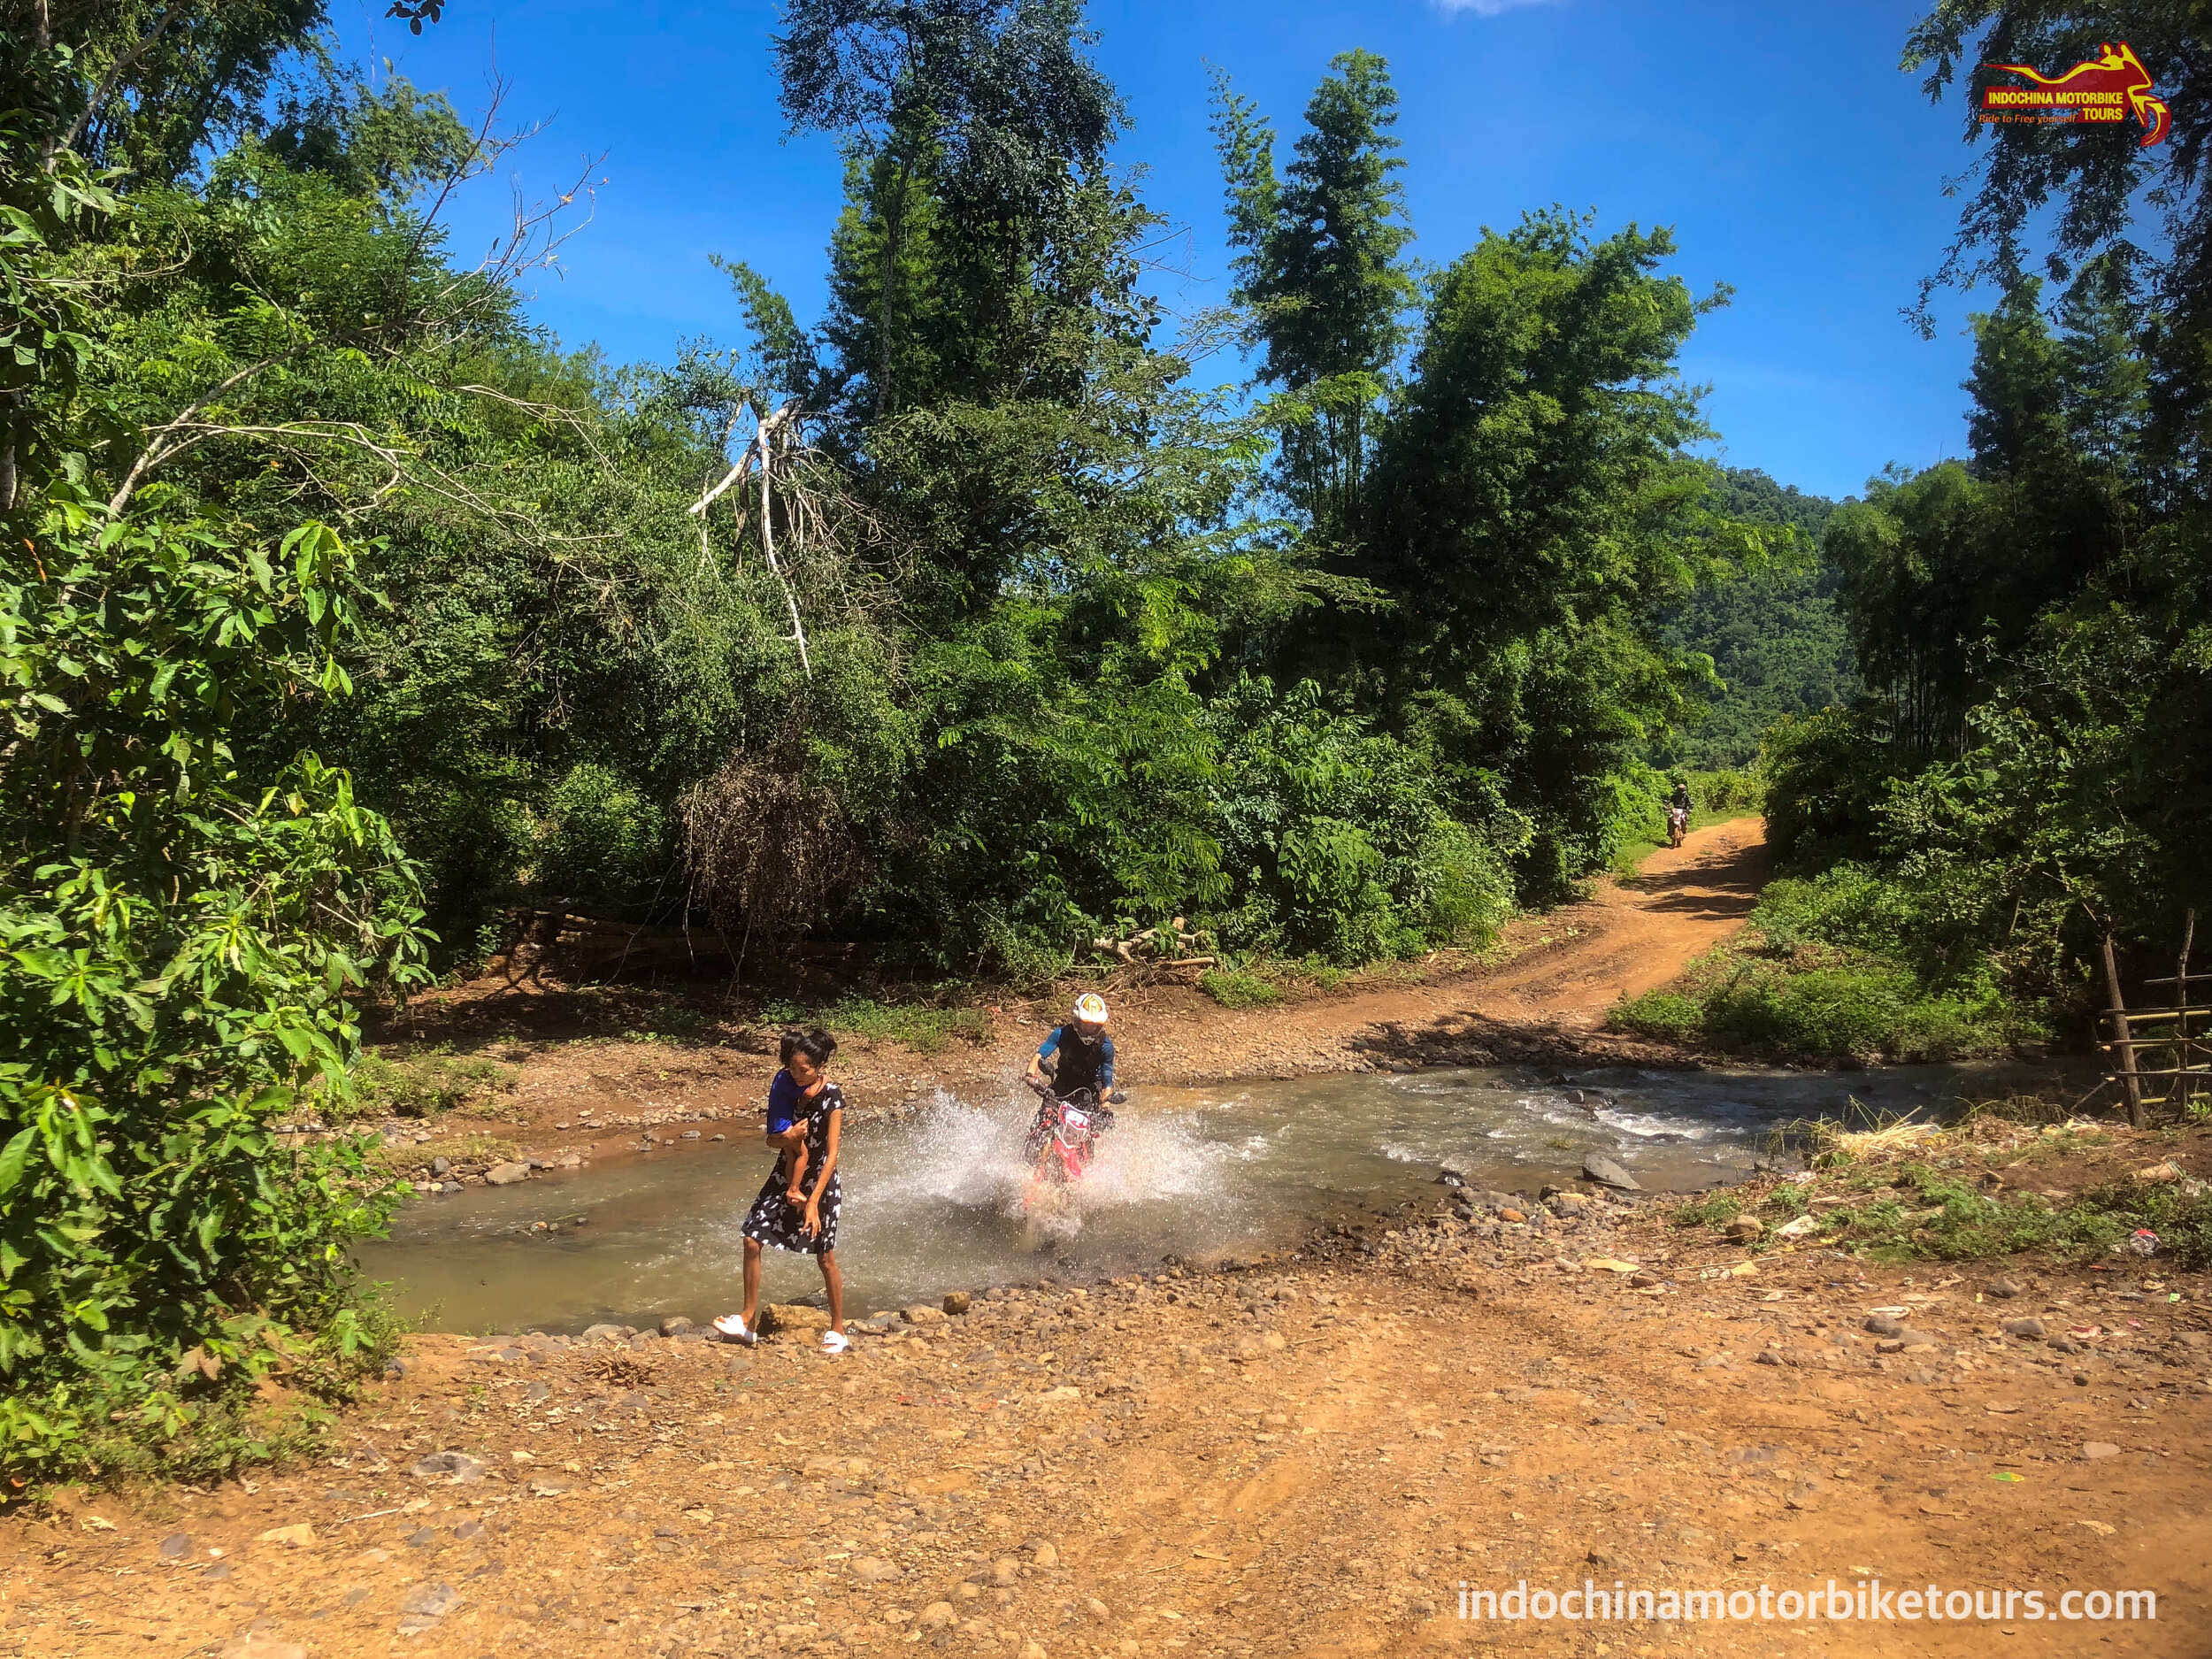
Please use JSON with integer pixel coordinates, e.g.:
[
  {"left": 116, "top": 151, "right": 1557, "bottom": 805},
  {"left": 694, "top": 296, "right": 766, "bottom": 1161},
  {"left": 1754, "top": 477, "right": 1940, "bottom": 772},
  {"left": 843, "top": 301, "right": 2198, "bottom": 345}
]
[{"left": 714, "top": 1028, "right": 848, "bottom": 1354}]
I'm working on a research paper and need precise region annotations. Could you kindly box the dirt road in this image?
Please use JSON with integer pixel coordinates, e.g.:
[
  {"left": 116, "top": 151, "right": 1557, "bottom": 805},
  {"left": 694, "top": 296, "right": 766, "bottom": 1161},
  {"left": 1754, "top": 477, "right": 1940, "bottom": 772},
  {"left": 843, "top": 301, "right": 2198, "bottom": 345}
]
[{"left": 9, "top": 1157, "right": 2205, "bottom": 1659}]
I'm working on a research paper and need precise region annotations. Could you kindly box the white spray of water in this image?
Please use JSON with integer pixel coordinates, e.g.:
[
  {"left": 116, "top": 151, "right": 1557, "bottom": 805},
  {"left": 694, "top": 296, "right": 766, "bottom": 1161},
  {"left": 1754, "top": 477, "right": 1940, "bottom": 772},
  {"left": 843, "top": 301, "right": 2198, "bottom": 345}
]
[{"left": 862, "top": 1087, "right": 1244, "bottom": 1241}]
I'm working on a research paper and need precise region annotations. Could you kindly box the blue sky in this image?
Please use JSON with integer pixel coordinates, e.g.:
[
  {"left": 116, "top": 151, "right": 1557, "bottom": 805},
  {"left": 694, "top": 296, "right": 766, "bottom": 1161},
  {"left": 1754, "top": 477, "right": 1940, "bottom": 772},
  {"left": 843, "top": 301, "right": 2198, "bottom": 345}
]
[{"left": 333, "top": 0, "right": 2001, "bottom": 502}]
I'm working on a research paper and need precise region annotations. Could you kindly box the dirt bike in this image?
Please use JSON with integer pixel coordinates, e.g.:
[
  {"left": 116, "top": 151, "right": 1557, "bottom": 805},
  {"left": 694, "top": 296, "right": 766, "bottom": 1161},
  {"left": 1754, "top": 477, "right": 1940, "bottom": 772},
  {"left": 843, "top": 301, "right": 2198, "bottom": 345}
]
[
  {"left": 1021, "top": 1079, "right": 1122, "bottom": 1211},
  {"left": 1665, "top": 803, "right": 1689, "bottom": 849}
]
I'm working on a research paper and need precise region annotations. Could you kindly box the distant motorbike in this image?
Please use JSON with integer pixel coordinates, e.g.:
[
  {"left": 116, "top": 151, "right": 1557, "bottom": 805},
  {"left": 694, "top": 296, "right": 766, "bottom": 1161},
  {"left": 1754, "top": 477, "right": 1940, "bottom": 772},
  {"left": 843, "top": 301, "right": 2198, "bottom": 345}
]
[{"left": 1665, "top": 803, "right": 1689, "bottom": 849}]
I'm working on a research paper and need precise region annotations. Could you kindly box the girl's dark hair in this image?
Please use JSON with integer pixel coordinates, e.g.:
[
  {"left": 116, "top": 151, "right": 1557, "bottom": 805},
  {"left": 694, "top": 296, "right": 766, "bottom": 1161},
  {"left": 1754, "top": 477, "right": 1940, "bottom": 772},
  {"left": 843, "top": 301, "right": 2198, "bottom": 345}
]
[{"left": 780, "top": 1026, "right": 837, "bottom": 1067}]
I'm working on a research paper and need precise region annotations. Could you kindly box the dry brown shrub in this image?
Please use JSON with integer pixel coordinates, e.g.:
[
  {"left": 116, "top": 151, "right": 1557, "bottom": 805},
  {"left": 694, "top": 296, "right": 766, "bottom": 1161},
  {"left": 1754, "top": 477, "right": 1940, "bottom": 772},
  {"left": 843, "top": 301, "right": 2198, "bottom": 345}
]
[{"left": 680, "top": 755, "right": 866, "bottom": 960}]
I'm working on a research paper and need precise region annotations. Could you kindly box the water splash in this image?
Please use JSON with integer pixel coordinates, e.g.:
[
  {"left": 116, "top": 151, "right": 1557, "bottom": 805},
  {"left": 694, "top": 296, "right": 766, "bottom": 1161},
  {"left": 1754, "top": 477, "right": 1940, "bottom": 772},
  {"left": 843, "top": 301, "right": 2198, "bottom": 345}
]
[{"left": 864, "top": 1087, "right": 1245, "bottom": 1242}]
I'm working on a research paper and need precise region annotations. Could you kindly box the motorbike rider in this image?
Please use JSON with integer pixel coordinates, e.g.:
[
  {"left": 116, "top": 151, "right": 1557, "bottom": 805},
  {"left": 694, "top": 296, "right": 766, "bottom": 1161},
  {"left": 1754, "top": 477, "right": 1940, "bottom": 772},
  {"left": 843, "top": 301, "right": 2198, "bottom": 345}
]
[
  {"left": 1024, "top": 993, "right": 1117, "bottom": 1153},
  {"left": 1666, "top": 778, "right": 1693, "bottom": 841}
]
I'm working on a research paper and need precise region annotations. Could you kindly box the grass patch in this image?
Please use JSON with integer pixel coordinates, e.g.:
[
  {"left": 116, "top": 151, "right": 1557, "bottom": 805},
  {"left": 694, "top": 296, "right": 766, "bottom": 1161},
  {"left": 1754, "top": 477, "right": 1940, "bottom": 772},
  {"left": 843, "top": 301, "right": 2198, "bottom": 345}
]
[
  {"left": 1608, "top": 872, "right": 2047, "bottom": 1064},
  {"left": 1671, "top": 1191, "right": 1743, "bottom": 1227},
  {"left": 761, "top": 996, "right": 995, "bottom": 1054},
  {"left": 1788, "top": 1165, "right": 2212, "bottom": 1267},
  {"left": 1609, "top": 864, "right": 2052, "bottom": 1062},
  {"left": 319, "top": 1048, "right": 518, "bottom": 1124},
  {"left": 1611, "top": 952, "right": 2020, "bottom": 1061},
  {"left": 1685, "top": 1100, "right": 2212, "bottom": 1268},
  {"left": 1197, "top": 968, "right": 1285, "bottom": 1010}
]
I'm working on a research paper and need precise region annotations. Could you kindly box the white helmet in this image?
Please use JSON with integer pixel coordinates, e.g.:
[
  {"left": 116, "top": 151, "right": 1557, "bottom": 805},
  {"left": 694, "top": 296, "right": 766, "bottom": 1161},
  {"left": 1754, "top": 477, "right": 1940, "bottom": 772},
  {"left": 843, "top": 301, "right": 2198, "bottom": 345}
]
[{"left": 1071, "top": 993, "right": 1109, "bottom": 1026}]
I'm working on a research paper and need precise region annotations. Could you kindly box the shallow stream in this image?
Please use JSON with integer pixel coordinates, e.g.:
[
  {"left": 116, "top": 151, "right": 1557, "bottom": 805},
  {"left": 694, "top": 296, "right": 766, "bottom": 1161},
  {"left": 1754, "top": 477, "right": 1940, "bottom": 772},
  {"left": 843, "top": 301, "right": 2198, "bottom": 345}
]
[{"left": 355, "top": 1060, "right": 2036, "bottom": 1333}]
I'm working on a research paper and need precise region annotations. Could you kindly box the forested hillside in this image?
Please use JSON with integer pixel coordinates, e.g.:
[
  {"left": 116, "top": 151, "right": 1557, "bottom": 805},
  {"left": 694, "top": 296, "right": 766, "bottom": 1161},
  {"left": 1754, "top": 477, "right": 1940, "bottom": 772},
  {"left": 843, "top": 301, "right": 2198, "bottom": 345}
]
[
  {"left": 1619, "top": 0, "right": 2212, "bottom": 1065},
  {"left": 1655, "top": 468, "right": 1854, "bottom": 772}
]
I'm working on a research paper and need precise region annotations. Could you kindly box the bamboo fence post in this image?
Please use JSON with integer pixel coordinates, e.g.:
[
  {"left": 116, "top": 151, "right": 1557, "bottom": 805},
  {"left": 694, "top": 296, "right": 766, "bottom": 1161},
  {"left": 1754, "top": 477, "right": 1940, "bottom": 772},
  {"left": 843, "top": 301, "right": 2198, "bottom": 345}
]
[
  {"left": 2178, "top": 910, "right": 2197, "bottom": 1111},
  {"left": 2102, "top": 932, "right": 2146, "bottom": 1129}
]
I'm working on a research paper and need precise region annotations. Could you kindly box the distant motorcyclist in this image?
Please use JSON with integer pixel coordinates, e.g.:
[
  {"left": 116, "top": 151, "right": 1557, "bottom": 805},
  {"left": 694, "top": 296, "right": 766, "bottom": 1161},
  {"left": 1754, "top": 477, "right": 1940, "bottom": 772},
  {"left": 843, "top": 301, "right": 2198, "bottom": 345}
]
[
  {"left": 1666, "top": 779, "right": 1693, "bottom": 848},
  {"left": 1024, "top": 993, "right": 1117, "bottom": 1152}
]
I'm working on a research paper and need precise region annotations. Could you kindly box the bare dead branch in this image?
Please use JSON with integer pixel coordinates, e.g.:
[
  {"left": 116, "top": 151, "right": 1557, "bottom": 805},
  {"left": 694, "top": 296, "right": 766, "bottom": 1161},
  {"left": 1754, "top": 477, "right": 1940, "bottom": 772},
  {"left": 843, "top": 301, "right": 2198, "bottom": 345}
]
[{"left": 44, "top": 4, "right": 179, "bottom": 168}]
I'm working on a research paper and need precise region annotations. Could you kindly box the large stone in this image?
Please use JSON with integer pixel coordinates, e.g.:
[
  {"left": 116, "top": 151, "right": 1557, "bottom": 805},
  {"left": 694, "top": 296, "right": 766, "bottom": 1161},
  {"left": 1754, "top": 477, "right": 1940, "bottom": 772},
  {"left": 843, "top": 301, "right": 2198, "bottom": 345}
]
[
  {"left": 2001, "top": 1317, "right": 2047, "bottom": 1340},
  {"left": 918, "top": 1602, "right": 958, "bottom": 1630},
  {"left": 1581, "top": 1154, "right": 1642, "bottom": 1191},
  {"left": 761, "top": 1302, "right": 832, "bottom": 1336},
  {"left": 580, "top": 1323, "right": 624, "bottom": 1342},
  {"left": 942, "top": 1291, "right": 972, "bottom": 1316},
  {"left": 1863, "top": 1313, "right": 1904, "bottom": 1337},
  {"left": 1723, "top": 1216, "right": 1764, "bottom": 1244},
  {"left": 484, "top": 1162, "right": 531, "bottom": 1187},
  {"left": 2081, "top": 1441, "right": 2123, "bottom": 1461},
  {"left": 902, "top": 1304, "right": 949, "bottom": 1325},
  {"left": 657, "top": 1315, "right": 694, "bottom": 1338}
]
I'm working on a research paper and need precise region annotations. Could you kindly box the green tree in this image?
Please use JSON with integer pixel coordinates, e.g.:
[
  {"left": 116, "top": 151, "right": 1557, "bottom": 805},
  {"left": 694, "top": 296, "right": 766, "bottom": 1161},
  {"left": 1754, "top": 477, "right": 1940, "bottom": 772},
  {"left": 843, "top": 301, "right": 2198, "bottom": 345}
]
[
  {"left": 1211, "top": 50, "right": 1417, "bottom": 544},
  {"left": 1902, "top": 4, "right": 2210, "bottom": 456},
  {"left": 1350, "top": 211, "right": 1743, "bottom": 894},
  {"left": 0, "top": 50, "right": 434, "bottom": 1474}
]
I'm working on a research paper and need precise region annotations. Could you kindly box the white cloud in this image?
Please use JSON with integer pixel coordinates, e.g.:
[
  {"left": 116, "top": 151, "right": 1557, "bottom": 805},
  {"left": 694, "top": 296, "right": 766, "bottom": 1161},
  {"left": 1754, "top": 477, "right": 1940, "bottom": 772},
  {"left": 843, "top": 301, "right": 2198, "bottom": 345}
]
[{"left": 1432, "top": 0, "right": 1566, "bottom": 17}]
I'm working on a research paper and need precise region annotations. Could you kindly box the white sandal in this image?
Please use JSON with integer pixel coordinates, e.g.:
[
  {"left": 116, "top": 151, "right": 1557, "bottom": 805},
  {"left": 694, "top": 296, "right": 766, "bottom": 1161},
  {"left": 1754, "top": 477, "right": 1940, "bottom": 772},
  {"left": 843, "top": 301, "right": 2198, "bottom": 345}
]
[
  {"left": 712, "top": 1313, "right": 757, "bottom": 1347},
  {"left": 819, "top": 1329, "right": 850, "bottom": 1356}
]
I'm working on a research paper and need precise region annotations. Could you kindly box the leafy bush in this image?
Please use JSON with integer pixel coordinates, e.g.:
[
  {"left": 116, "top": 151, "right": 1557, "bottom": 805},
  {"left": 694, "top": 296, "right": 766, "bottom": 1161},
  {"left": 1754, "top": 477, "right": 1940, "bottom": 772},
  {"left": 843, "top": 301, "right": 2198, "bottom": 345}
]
[
  {"left": 1202, "top": 678, "right": 1524, "bottom": 964},
  {"left": 536, "top": 764, "right": 670, "bottom": 908},
  {"left": 1, "top": 505, "right": 427, "bottom": 1483},
  {"left": 1609, "top": 862, "right": 2041, "bottom": 1061},
  {"left": 1687, "top": 766, "right": 1765, "bottom": 815},
  {"left": 1615, "top": 954, "right": 2020, "bottom": 1062},
  {"left": 1758, "top": 707, "right": 1908, "bottom": 869}
]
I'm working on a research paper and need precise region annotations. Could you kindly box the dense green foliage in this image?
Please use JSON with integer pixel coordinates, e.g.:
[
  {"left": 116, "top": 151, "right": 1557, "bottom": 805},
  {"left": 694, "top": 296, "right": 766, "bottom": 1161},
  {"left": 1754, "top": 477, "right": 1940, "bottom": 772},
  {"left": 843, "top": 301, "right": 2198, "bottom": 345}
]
[
  {"left": 0, "top": 18, "right": 437, "bottom": 1476},
  {"left": 1655, "top": 6, "right": 2212, "bottom": 1064},
  {"left": 1612, "top": 870, "right": 2036, "bottom": 1061},
  {"left": 1654, "top": 469, "right": 1852, "bottom": 770}
]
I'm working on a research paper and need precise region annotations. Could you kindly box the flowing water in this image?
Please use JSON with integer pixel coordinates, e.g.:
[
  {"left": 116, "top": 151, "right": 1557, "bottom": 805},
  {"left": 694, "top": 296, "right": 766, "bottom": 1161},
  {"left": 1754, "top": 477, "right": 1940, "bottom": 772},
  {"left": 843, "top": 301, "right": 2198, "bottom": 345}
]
[{"left": 355, "top": 1060, "right": 2036, "bottom": 1334}]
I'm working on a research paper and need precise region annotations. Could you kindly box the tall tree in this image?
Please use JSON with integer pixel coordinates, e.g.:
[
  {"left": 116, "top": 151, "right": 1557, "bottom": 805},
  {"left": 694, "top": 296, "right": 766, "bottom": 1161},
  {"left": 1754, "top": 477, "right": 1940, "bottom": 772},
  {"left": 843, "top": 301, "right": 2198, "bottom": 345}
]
[
  {"left": 776, "top": 0, "right": 1121, "bottom": 423},
  {"left": 1211, "top": 50, "right": 1417, "bottom": 544},
  {"left": 1356, "top": 211, "right": 1739, "bottom": 894}
]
